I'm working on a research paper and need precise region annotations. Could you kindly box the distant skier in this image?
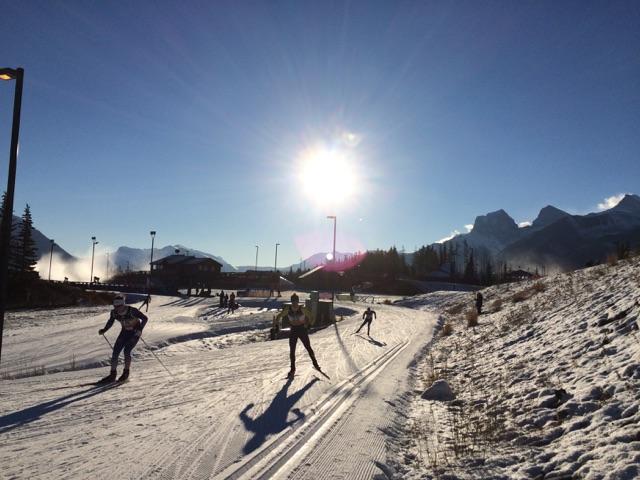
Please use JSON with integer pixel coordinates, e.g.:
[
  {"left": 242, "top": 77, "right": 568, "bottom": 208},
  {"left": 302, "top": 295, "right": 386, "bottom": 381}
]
[
  {"left": 275, "top": 293, "right": 322, "bottom": 378},
  {"left": 219, "top": 290, "right": 225, "bottom": 308},
  {"left": 97, "top": 294, "right": 148, "bottom": 383},
  {"left": 475, "top": 292, "right": 483, "bottom": 315},
  {"left": 356, "top": 307, "right": 377, "bottom": 336},
  {"left": 224, "top": 293, "right": 229, "bottom": 308}
]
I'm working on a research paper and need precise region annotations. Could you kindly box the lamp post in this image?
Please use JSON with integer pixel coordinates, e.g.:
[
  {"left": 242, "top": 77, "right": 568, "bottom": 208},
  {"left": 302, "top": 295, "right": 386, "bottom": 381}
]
[
  {"left": 90, "top": 236, "right": 98, "bottom": 284},
  {"left": 274, "top": 243, "right": 280, "bottom": 272},
  {"left": 106, "top": 252, "right": 109, "bottom": 280},
  {"left": 148, "top": 230, "right": 156, "bottom": 293},
  {"left": 48, "top": 239, "right": 55, "bottom": 281},
  {"left": 0, "top": 67, "right": 24, "bottom": 366},
  {"left": 255, "top": 245, "right": 259, "bottom": 272},
  {"left": 327, "top": 215, "right": 337, "bottom": 300}
]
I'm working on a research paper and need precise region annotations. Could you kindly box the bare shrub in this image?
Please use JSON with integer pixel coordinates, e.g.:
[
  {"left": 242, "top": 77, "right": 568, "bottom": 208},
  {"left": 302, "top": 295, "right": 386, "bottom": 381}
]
[
  {"left": 531, "top": 281, "right": 545, "bottom": 293},
  {"left": 382, "top": 299, "right": 392, "bottom": 305},
  {"left": 491, "top": 298, "right": 503, "bottom": 312},
  {"left": 447, "top": 303, "right": 464, "bottom": 315},
  {"left": 511, "top": 289, "right": 531, "bottom": 303},
  {"left": 442, "top": 323, "right": 453, "bottom": 336},
  {"left": 465, "top": 309, "right": 479, "bottom": 328},
  {"left": 607, "top": 254, "right": 618, "bottom": 266}
]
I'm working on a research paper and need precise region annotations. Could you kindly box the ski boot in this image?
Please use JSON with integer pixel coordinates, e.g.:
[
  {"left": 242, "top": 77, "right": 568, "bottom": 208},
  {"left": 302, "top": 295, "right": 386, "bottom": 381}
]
[
  {"left": 117, "top": 369, "right": 130, "bottom": 382},
  {"left": 97, "top": 371, "right": 117, "bottom": 384}
]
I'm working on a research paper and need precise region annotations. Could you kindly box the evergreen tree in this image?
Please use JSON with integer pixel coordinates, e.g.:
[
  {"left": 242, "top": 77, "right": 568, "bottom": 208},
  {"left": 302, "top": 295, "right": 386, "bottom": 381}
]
[
  {"left": 17, "top": 204, "right": 39, "bottom": 276},
  {"left": 0, "top": 192, "right": 19, "bottom": 271}
]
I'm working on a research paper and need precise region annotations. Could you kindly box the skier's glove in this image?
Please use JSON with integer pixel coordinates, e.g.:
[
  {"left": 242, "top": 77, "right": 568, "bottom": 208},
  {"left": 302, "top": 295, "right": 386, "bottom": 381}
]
[{"left": 98, "top": 328, "right": 105, "bottom": 335}]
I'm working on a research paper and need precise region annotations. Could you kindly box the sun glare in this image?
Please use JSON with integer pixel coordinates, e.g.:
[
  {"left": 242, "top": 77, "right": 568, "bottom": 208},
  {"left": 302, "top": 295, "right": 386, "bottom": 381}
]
[{"left": 297, "top": 147, "right": 358, "bottom": 206}]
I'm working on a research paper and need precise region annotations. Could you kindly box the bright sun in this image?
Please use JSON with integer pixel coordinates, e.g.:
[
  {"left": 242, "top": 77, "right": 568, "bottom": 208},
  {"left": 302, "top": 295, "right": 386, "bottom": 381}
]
[{"left": 297, "top": 147, "right": 358, "bottom": 206}]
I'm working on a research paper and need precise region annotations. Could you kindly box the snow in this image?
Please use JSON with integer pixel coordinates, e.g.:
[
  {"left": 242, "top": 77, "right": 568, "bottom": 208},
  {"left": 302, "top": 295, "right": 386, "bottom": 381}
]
[
  {"left": 2, "top": 257, "right": 639, "bottom": 479},
  {"left": 391, "top": 256, "right": 640, "bottom": 479},
  {"left": 0, "top": 293, "right": 436, "bottom": 479}
]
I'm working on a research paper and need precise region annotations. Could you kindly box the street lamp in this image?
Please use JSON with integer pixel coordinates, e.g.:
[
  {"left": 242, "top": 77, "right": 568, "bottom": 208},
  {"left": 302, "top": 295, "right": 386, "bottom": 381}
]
[
  {"left": 327, "top": 215, "right": 337, "bottom": 300},
  {"left": 274, "top": 243, "right": 280, "bottom": 272},
  {"left": 48, "top": 239, "right": 55, "bottom": 281},
  {"left": 90, "top": 236, "right": 98, "bottom": 284},
  {"left": 106, "top": 252, "right": 109, "bottom": 280},
  {"left": 255, "top": 245, "right": 259, "bottom": 272},
  {"left": 147, "top": 231, "right": 156, "bottom": 310},
  {"left": 0, "top": 67, "right": 24, "bottom": 366}
]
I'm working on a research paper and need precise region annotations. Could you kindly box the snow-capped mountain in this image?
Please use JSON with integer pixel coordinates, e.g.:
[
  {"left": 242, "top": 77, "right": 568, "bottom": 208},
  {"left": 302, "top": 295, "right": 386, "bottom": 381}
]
[
  {"left": 110, "top": 245, "right": 237, "bottom": 273},
  {"left": 10, "top": 214, "right": 75, "bottom": 262},
  {"left": 437, "top": 194, "right": 640, "bottom": 271}
]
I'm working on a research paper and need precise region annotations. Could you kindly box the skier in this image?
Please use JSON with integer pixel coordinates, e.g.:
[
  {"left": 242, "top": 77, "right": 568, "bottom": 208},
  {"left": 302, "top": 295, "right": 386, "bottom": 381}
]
[
  {"left": 97, "top": 294, "right": 148, "bottom": 383},
  {"left": 475, "top": 292, "right": 483, "bottom": 315},
  {"left": 275, "top": 293, "right": 322, "bottom": 379},
  {"left": 356, "top": 307, "right": 377, "bottom": 336},
  {"left": 219, "top": 290, "right": 225, "bottom": 308}
]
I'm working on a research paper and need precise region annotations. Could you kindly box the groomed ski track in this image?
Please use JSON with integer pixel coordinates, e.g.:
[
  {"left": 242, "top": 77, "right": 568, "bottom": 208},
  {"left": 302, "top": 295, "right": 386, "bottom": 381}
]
[{"left": 0, "top": 298, "right": 437, "bottom": 479}]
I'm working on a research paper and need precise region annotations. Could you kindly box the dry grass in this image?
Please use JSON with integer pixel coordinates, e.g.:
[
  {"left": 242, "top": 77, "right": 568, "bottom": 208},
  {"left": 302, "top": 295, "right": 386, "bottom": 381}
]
[
  {"left": 446, "top": 303, "right": 465, "bottom": 315},
  {"left": 491, "top": 298, "right": 503, "bottom": 312},
  {"left": 442, "top": 322, "right": 453, "bottom": 336},
  {"left": 465, "top": 309, "right": 479, "bottom": 328},
  {"left": 531, "top": 281, "right": 546, "bottom": 293},
  {"left": 511, "top": 289, "right": 531, "bottom": 303}
]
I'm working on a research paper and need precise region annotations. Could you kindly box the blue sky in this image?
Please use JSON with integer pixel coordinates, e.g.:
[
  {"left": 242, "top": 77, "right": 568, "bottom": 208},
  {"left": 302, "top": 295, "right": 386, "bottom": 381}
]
[{"left": 0, "top": 1, "right": 638, "bottom": 267}]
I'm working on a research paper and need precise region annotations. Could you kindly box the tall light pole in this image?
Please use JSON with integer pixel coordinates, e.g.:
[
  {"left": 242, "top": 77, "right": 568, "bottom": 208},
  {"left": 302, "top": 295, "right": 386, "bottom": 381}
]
[
  {"left": 149, "top": 230, "right": 156, "bottom": 290},
  {"left": 327, "top": 215, "right": 337, "bottom": 264},
  {"left": 274, "top": 243, "right": 280, "bottom": 272},
  {"left": 106, "top": 252, "right": 110, "bottom": 280},
  {"left": 255, "top": 245, "right": 259, "bottom": 272},
  {"left": 327, "top": 215, "right": 337, "bottom": 301},
  {"left": 0, "top": 67, "right": 24, "bottom": 366},
  {"left": 90, "top": 236, "right": 98, "bottom": 284},
  {"left": 48, "top": 239, "right": 55, "bottom": 281}
]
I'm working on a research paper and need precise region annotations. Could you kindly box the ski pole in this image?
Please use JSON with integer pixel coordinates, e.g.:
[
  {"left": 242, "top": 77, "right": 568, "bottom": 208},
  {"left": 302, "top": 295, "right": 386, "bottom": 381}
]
[
  {"left": 139, "top": 336, "right": 174, "bottom": 378},
  {"left": 101, "top": 333, "right": 113, "bottom": 349}
]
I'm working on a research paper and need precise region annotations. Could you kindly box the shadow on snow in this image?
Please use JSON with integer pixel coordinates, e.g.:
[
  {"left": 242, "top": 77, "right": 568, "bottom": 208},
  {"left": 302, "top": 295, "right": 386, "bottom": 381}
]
[{"left": 239, "top": 377, "right": 319, "bottom": 454}]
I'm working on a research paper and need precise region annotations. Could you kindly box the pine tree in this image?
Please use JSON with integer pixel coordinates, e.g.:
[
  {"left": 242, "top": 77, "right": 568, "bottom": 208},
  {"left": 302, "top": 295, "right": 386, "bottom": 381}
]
[
  {"left": 17, "top": 204, "right": 39, "bottom": 277},
  {"left": 0, "top": 192, "right": 19, "bottom": 271}
]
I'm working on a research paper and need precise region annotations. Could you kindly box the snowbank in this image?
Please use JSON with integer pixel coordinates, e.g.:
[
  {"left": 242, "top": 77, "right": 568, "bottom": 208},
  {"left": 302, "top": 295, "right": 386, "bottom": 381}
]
[{"left": 391, "top": 257, "right": 640, "bottom": 479}]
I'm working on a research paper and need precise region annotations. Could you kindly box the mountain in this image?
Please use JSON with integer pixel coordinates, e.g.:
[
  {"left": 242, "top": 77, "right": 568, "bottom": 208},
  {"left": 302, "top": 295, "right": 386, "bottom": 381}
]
[
  {"left": 110, "top": 245, "right": 237, "bottom": 273},
  {"left": 437, "top": 194, "right": 640, "bottom": 272},
  {"left": 9, "top": 214, "right": 75, "bottom": 262}
]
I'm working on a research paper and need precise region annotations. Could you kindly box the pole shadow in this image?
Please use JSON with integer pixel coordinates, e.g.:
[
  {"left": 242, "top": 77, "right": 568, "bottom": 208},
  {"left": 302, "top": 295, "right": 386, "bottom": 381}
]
[
  {"left": 0, "top": 384, "right": 120, "bottom": 434},
  {"left": 332, "top": 320, "right": 360, "bottom": 372},
  {"left": 239, "top": 377, "right": 319, "bottom": 454}
]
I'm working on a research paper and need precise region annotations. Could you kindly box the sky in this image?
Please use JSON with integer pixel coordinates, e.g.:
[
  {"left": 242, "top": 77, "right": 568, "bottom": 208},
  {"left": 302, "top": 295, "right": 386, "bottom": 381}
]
[{"left": 0, "top": 0, "right": 638, "bottom": 268}]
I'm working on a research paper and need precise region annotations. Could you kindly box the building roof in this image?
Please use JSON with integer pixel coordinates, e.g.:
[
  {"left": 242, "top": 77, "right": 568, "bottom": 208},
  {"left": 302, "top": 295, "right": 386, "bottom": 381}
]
[{"left": 151, "top": 254, "right": 223, "bottom": 268}]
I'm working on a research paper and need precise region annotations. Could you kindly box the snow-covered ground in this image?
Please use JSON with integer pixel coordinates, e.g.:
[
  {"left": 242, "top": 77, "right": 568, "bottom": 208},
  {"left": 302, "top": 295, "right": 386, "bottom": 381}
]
[
  {"left": 392, "top": 257, "right": 640, "bottom": 479},
  {"left": 0, "top": 292, "right": 436, "bottom": 479}
]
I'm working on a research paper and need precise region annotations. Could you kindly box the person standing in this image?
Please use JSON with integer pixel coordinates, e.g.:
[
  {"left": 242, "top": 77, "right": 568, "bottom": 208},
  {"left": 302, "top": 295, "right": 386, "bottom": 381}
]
[
  {"left": 475, "top": 292, "right": 483, "bottom": 315},
  {"left": 219, "top": 290, "right": 225, "bottom": 308},
  {"left": 275, "top": 293, "right": 322, "bottom": 378},
  {"left": 98, "top": 294, "right": 148, "bottom": 383},
  {"left": 228, "top": 292, "right": 236, "bottom": 314},
  {"left": 356, "top": 307, "right": 377, "bottom": 336}
]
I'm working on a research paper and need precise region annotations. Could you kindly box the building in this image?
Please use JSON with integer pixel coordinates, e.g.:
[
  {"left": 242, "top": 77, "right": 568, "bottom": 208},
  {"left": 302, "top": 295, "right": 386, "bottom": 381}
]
[{"left": 151, "top": 254, "right": 223, "bottom": 294}]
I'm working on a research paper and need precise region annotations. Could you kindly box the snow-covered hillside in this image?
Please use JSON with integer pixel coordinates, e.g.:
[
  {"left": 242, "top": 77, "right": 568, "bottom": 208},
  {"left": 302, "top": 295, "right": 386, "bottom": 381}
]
[{"left": 392, "top": 256, "right": 640, "bottom": 479}]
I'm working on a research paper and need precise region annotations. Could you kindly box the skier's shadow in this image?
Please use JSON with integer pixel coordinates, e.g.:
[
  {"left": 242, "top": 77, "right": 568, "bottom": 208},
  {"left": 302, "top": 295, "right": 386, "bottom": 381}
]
[
  {"left": 355, "top": 333, "right": 386, "bottom": 347},
  {"left": 239, "top": 377, "right": 319, "bottom": 454},
  {"left": 0, "top": 384, "right": 118, "bottom": 434}
]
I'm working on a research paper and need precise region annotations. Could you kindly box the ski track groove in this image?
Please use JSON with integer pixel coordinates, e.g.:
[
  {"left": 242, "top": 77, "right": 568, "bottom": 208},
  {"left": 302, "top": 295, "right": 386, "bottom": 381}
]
[{"left": 217, "top": 340, "right": 409, "bottom": 480}]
